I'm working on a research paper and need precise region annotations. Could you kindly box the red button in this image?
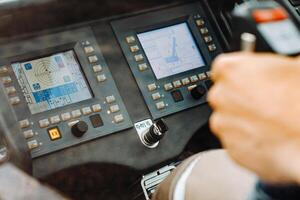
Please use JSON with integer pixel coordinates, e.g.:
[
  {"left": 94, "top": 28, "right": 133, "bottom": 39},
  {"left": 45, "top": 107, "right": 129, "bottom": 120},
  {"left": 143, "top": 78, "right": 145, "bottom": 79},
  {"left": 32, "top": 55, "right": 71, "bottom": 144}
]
[{"left": 252, "top": 8, "right": 288, "bottom": 23}]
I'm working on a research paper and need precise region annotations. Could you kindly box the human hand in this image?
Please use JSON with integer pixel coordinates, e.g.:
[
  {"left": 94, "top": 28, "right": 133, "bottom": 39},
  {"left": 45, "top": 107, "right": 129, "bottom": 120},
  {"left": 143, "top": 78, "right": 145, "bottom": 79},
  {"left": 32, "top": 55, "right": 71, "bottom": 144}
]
[{"left": 208, "top": 52, "right": 300, "bottom": 184}]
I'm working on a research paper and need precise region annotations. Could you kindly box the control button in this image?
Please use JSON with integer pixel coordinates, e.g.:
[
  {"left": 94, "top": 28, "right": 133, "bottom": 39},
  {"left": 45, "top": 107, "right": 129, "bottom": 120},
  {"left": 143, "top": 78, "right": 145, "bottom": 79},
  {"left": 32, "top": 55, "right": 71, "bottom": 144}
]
[
  {"left": 190, "top": 75, "right": 199, "bottom": 83},
  {"left": 23, "top": 130, "right": 34, "bottom": 139},
  {"left": 138, "top": 63, "right": 148, "bottom": 71},
  {"left": 164, "top": 83, "right": 173, "bottom": 91},
  {"left": 206, "top": 71, "right": 211, "bottom": 78},
  {"left": 9, "top": 97, "right": 20, "bottom": 105},
  {"left": 205, "top": 80, "right": 213, "bottom": 90},
  {"left": 19, "top": 119, "right": 30, "bottom": 129},
  {"left": 204, "top": 36, "right": 213, "bottom": 43},
  {"left": 134, "top": 54, "right": 144, "bottom": 62},
  {"left": 27, "top": 140, "right": 38, "bottom": 150},
  {"left": 82, "top": 107, "right": 92, "bottom": 115},
  {"left": 89, "top": 114, "right": 104, "bottom": 128},
  {"left": 208, "top": 44, "right": 217, "bottom": 51},
  {"left": 191, "top": 85, "right": 206, "bottom": 100},
  {"left": 106, "top": 95, "right": 116, "bottom": 103},
  {"left": 71, "top": 121, "right": 88, "bottom": 138},
  {"left": 173, "top": 80, "right": 182, "bottom": 88},
  {"left": 110, "top": 105, "right": 120, "bottom": 113},
  {"left": 97, "top": 74, "right": 107, "bottom": 82},
  {"left": 61, "top": 112, "right": 71, "bottom": 121},
  {"left": 93, "top": 65, "right": 102, "bottom": 73},
  {"left": 50, "top": 115, "right": 60, "bottom": 124},
  {"left": 196, "top": 19, "right": 205, "bottom": 26},
  {"left": 130, "top": 45, "right": 140, "bottom": 53},
  {"left": 0, "top": 66, "right": 8, "bottom": 74},
  {"left": 47, "top": 127, "right": 62, "bottom": 141},
  {"left": 181, "top": 78, "right": 190, "bottom": 86},
  {"left": 39, "top": 119, "right": 50, "bottom": 128},
  {"left": 84, "top": 46, "right": 95, "bottom": 54},
  {"left": 156, "top": 101, "right": 166, "bottom": 110},
  {"left": 198, "top": 73, "right": 207, "bottom": 81},
  {"left": 1, "top": 76, "right": 12, "bottom": 84},
  {"left": 126, "top": 36, "right": 136, "bottom": 44},
  {"left": 6, "top": 86, "right": 16, "bottom": 95},
  {"left": 114, "top": 114, "right": 124, "bottom": 123},
  {"left": 188, "top": 84, "right": 197, "bottom": 91},
  {"left": 88, "top": 55, "right": 98, "bottom": 63},
  {"left": 152, "top": 92, "right": 161, "bottom": 101},
  {"left": 92, "top": 104, "right": 102, "bottom": 112},
  {"left": 200, "top": 27, "right": 209, "bottom": 34},
  {"left": 171, "top": 90, "right": 184, "bottom": 102},
  {"left": 72, "top": 109, "right": 82, "bottom": 118},
  {"left": 147, "top": 83, "right": 157, "bottom": 92}
]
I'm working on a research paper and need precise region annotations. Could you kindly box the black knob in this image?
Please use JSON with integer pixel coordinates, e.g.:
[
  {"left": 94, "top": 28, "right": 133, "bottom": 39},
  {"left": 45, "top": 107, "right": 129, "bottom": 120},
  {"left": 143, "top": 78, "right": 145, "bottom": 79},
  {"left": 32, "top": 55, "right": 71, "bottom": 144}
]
[
  {"left": 191, "top": 85, "right": 206, "bottom": 100},
  {"left": 71, "top": 121, "right": 88, "bottom": 137},
  {"left": 143, "top": 119, "right": 168, "bottom": 146}
]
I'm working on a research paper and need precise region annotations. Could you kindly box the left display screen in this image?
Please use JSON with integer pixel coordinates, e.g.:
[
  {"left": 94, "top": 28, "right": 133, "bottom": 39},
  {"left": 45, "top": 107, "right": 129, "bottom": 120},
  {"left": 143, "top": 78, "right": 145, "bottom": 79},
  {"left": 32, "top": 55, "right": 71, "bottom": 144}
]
[{"left": 12, "top": 50, "right": 93, "bottom": 114}]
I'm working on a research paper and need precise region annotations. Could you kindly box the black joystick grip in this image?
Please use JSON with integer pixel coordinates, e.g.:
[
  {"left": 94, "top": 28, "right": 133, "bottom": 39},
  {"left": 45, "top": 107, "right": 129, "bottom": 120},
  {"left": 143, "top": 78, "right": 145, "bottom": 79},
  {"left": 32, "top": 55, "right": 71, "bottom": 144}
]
[
  {"left": 191, "top": 85, "right": 206, "bottom": 100},
  {"left": 71, "top": 121, "right": 88, "bottom": 137},
  {"left": 143, "top": 119, "right": 168, "bottom": 146}
]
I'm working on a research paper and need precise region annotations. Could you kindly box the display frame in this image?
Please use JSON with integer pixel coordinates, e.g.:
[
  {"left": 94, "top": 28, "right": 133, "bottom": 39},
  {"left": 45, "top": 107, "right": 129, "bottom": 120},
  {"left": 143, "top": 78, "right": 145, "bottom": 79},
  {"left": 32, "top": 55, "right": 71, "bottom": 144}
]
[
  {"left": 136, "top": 22, "right": 207, "bottom": 80},
  {"left": 133, "top": 16, "right": 211, "bottom": 81},
  {"left": 11, "top": 49, "right": 94, "bottom": 115},
  {"left": 6, "top": 42, "right": 98, "bottom": 117}
]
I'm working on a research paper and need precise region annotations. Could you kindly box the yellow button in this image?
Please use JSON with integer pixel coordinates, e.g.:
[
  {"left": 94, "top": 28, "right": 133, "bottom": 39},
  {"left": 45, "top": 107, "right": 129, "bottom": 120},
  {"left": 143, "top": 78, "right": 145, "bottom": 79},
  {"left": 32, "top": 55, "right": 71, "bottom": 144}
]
[{"left": 48, "top": 127, "right": 62, "bottom": 141}]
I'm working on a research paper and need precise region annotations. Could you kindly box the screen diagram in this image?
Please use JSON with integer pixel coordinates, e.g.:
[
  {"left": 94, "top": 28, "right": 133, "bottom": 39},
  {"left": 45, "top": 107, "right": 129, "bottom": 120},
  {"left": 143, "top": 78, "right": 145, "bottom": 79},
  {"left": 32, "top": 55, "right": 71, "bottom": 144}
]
[
  {"left": 12, "top": 50, "right": 92, "bottom": 114},
  {"left": 137, "top": 23, "right": 205, "bottom": 79}
]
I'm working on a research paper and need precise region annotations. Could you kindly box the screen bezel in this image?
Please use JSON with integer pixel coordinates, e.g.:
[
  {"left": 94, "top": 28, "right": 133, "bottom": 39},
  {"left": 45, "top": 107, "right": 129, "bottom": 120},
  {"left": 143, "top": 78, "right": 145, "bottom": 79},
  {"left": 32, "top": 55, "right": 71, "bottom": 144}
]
[
  {"left": 7, "top": 42, "right": 99, "bottom": 116},
  {"left": 136, "top": 22, "right": 206, "bottom": 80},
  {"left": 134, "top": 16, "right": 208, "bottom": 80},
  {"left": 11, "top": 49, "right": 94, "bottom": 115}
]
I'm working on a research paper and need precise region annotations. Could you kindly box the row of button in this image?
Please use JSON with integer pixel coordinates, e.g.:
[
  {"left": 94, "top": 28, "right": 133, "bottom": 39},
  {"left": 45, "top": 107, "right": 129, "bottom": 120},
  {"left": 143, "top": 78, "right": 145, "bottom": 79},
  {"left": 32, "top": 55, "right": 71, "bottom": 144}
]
[
  {"left": 82, "top": 42, "right": 107, "bottom": 83},
  {"left": 147, "top": 72, "right": 209, "bottom": 93},
  {"left": 0, "top": 69, "right": 22, "bottom": 106},
  {"left": 195, "top": 18, "right": 217, "bottom": 52},
  {"left": 21, "top": 122, "right": 39, "bottom": 150},
  {"left": 38, "top": 104, "right": 102, "bottom": 128}
]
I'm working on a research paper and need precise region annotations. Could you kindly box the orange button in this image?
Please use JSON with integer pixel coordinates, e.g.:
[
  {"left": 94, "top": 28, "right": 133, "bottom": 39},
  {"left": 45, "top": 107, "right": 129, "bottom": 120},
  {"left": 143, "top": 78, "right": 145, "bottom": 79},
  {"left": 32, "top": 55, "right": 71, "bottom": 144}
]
[
  {"left": 48, "top": 127, "right": 62, "bottom": 141},
  {"left": 252, "top": 8, "right": 288, "bottom": 23}
]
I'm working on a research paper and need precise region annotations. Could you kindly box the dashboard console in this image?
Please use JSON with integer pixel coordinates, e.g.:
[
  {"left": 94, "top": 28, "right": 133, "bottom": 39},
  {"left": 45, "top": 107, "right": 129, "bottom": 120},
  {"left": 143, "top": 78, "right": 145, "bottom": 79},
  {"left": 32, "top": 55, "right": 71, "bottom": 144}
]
[
  {"left": 112, "top": 3, "right": 222, "bottom": 119},
  {"left": 0, "top": 1, "right": 224, "bottom": 177},
  {"left": 0, "top": 28, "right": 132, "bottom": 158}
]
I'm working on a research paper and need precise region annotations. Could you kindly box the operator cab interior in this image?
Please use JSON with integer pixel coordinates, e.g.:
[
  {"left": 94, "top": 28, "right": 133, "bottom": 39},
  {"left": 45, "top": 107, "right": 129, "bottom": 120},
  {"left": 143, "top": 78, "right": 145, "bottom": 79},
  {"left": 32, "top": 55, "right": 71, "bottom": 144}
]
[{"left": 0, "top": 0, "right": 299, "bottom": 199}]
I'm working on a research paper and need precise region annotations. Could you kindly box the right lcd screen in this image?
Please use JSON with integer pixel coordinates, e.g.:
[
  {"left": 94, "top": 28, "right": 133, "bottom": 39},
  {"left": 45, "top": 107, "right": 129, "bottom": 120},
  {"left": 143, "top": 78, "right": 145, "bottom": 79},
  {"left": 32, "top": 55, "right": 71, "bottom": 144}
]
[{"left": 137, "top": 23, "right": 206, "bottom": 79}]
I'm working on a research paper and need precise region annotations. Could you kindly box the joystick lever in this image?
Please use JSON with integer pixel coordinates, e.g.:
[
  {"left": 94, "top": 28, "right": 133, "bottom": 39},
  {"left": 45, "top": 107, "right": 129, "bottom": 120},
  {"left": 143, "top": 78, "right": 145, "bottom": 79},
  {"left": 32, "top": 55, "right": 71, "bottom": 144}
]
[{"left": 140, "top": 119, "right": 168, "bottom": 148}]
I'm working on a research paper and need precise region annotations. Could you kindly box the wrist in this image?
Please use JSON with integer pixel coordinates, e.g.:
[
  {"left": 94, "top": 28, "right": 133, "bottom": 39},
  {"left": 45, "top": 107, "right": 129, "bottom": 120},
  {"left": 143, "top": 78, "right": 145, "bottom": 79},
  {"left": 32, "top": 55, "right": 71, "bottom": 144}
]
[{"left": 274, "top": 141, "right": 300, "bottom": 185}]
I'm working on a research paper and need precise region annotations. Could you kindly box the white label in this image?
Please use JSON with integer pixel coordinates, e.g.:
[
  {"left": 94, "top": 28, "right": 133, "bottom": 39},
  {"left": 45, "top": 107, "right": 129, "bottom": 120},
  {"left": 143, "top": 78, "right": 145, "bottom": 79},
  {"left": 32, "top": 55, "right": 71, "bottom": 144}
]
[{"left": 134, "top": 119, "right": 153, "bottom": 135}]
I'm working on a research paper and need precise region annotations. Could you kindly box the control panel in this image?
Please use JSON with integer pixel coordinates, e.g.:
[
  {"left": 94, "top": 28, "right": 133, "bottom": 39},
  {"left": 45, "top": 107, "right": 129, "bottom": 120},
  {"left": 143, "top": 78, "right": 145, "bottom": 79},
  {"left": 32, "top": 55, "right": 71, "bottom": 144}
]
[
  {"left": 0, "top": 28, "right": 132, "bottom": 158},
  {"left": 112, "top": 3, "right": 223, "bottom": 119}
]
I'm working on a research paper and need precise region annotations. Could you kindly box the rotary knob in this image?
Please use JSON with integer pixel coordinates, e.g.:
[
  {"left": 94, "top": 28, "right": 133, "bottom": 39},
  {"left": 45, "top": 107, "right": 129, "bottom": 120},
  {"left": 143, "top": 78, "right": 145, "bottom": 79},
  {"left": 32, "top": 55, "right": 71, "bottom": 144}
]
[
  {"left": 71, "top": 121, "right": 88, "bottom": 138},
  {"left": 143, "top": 119, "right": 168, "bottom": 146},
  {"left": 191, "top": 85, "right": 206, "bottom": 100}
]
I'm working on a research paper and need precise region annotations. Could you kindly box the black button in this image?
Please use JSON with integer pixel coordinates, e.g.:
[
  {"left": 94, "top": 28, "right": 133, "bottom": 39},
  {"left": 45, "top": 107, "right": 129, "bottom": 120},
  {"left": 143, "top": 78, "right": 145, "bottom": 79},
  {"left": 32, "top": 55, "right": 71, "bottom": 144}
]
[
  {"left": 171, "top": 90, "right": 184, "bottom": 102},
  {"left": 191, "top": 85, "right": 206, "bottom": 100},
  {"left": 89, "top": 114, "right": 104, "bottom": 128},
  {"left": 205, "top": 80, "right": 213, "bottom": 90},
  {"left": 71, "top": 121, "right": 88, "bottom": 138}
]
